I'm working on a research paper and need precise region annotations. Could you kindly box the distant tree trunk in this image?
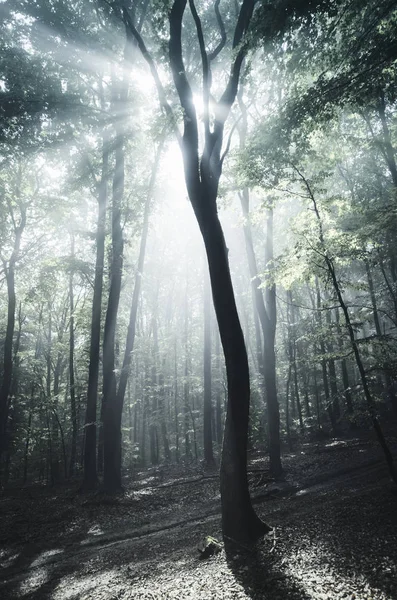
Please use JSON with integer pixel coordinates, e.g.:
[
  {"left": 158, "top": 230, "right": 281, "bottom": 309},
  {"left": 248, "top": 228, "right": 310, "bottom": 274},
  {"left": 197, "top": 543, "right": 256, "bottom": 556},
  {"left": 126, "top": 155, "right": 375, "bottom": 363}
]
[
  {"left": 102, "top": 72, "right": 126, "bottom": 492},
  {"left": 115, "top": 142, "right": 162, "bottom": 467},
  {"left": 238, "top": 151, "right": 281, "bottom": 474},
  {"left": 285, "top": 364, "right": 292, "bottom": 449},
  {"left": 313, "top": 369, "right": 322, "bottom": 430},
  {"left": 315, "top": 278, "right": 337, "bottom": 435},
  {"left": 52, "top": 408, "right": 67, "bottom": 480},
  {"left": 287, "top": 291, "right": 304, "bottom": 434},
  {"left": 0, "top": 190, "right": 26, "bottom": 484},
  {"left": 335, "top": 308, "right": 354, "bottom": 418},
  {"left": 141, "top": 361, "right": 148, "bottom": 466},
  {"left": 184, "top": 278, "right": 191, "bottom": 460},
  {"left": 159, "top": 357, "right": 171, "bottom": 461},
  {"left": 150, "top": 317, "right": 159, "bottom": 466},
  {"left": 263, "top": 206, "right": 282, "bottom": 471},
  {"left": 174, "top": 337, "right": 180, "bottom": 462},
  {"left": 325, "top": 308, "right": 340, "bottom": 422},
  {"left": 203, "top": 264, "right": 214, "bottom": 466},
  {"left": 83, "top": 124, "right": 109, "bottom": 490},
  {"left": 23, "top": 386, "right": 34, "bottom": 483},
  {"left": 69, "top": 235, "right": 77, "bottom": 478}
]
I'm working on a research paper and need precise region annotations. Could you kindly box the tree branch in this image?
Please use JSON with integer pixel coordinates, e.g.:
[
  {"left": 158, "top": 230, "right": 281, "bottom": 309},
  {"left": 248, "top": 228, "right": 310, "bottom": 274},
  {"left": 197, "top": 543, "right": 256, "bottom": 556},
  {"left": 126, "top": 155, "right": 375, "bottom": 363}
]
[
  {"left": 122, "top": 6, "right": 181, "bottom": 146},
  {"left": 216, "top": 0, "right": 255, "bottom": 127},
  {"left": 169, "top": 0, "right": 201, "bottom": 195},
  {"left": 188, "top": 0, "right": 210, "bottom": 141},
  {"left": 208, "top": 0, "right": 227, "bottom": 62}
]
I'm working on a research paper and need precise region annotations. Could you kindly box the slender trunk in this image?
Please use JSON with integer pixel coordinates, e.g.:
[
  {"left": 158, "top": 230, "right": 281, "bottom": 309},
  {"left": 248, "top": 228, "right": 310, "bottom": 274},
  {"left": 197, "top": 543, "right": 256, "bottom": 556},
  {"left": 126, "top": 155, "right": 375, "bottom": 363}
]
[
  {"left": 141, "top": 361, "right": 148, "bottom": 466},
  {"left": 69, "top": 236, "right": 77, "bottom": 478},
  {"left": 325, "top": 308, "right": 340, "bottom": 422},
  {"left": 0, "top": 193, "right": 26, "bottom": 483},
  {"left": 286, "top": 364, "right": 292, "bottom": 449},
  {"left": 315, "top": 278, "right": 337, "bottom": 435},
  {"left": 52, "top": 409, "right": 68, "bottom": 479},
  {"left": 159, "top": 357, "right": 171, "bottom": 461},
  {"left": 184, "top": 277, "right": 191, "bottom": 460},
  {"left": 23, "top": 385, "right": 34, "bottom": 483},
  {"left": 83, "top": 126, "right": 109, "bottom": 490},
  {"left": 335, "top": 308, "right": 354, "bottom": 415},
  {"left": 239, "top": 189, "right": 281, "bottom": 474},
  {"left": 150, "top": 317, "right": 159, "bottom": 465},
  {"left": 174, "top": 337, "right": 179, "bottom": 462},
  {"left": 103, "top": 72, "right": 126, "bottom": 492},
  {"left": 203, "top": 263, "right": 214, "bottom": 465},
  {"left": 263, "top": 206, "right": 282, "bottom": 471},
  {"left": 287, "top": 291, "right": 304, "bottom": 434},
  {"left": 115, "top": 144, "right": 163, "bottom": 459}
]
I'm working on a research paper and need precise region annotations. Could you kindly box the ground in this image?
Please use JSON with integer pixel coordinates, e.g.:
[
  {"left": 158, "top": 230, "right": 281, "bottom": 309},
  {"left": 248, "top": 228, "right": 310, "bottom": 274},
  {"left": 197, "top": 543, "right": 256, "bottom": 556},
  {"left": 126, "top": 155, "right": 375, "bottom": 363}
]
[{"left": 1, "top": 435, "right": 397, "bottom": 600}]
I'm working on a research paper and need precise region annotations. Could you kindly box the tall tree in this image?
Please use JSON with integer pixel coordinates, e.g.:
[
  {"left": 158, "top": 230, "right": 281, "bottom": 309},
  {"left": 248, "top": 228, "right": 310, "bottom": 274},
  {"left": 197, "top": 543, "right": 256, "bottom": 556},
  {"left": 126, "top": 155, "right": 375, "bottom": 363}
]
[{"left": 124, "top": 0, "right": 271, "bottom": 543}]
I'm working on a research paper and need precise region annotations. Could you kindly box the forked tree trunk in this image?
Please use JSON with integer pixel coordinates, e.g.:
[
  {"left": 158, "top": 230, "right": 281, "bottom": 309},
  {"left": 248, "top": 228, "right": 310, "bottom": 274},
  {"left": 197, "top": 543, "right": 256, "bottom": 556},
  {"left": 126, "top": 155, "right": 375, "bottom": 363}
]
[{"left": 126, "top": 0, "right": 270, "bottom": 544}]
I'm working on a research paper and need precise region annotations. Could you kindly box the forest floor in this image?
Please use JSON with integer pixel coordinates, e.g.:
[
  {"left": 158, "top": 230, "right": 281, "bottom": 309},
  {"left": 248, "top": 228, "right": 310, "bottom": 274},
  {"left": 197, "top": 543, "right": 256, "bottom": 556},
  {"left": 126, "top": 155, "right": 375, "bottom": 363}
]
[{"left": 1, "top": 433, "right": 397, "bottom": 600}]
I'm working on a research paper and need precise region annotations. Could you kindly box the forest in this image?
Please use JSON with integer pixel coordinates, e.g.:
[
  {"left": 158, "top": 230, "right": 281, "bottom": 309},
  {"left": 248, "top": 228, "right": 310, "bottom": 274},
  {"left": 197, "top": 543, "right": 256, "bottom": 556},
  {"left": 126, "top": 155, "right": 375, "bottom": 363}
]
[{"left": 1, "top": 0, "right": 397, "bottom": 598}]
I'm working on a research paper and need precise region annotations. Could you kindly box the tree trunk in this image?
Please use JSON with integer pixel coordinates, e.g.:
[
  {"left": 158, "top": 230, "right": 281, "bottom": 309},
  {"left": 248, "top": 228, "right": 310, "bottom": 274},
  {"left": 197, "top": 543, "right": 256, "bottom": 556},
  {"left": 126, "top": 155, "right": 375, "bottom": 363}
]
[
  {"left": 203, "top": 262, "right": 214, "bottom": 465},
  {"left": 0, "top": 192, "right": 26, "bottom": 484},
  {"left": 174, "top": 337, "right": 180, "bottom": 462},
  {"left": 196, "top": 189, "right": 270, "bottom": 543},
  {"left": 114, "top": 143, "right": 162, "bottom": 464},
  {"left": 315, "top": 278, "right": 337, "bottom": 435},
  {"left": 159, "top": 357, "right": 171, "bottom": 461},
  {"left": 83, "top": 126, "right": 109, "bottom": 490},
  {"left": 335, "top": 308, "right": 354, "bottom": 415},
  {"left": 239, "top": 189, "right": 282, "bottom": 474},
  {"left": 102, "top": 72, "right": 126, "bottom": 492},
  {"left": 69, "top": 235, "right": 77, "bottom": 478},
  {"left": 287, "top": 291, "right": 304, "bottom": 434},
  {"left": 214, "top": 329, "right": 223, "bottom": 448},
  {"left": 325, "top": 308, "right": 340, "bottom": 422}
]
